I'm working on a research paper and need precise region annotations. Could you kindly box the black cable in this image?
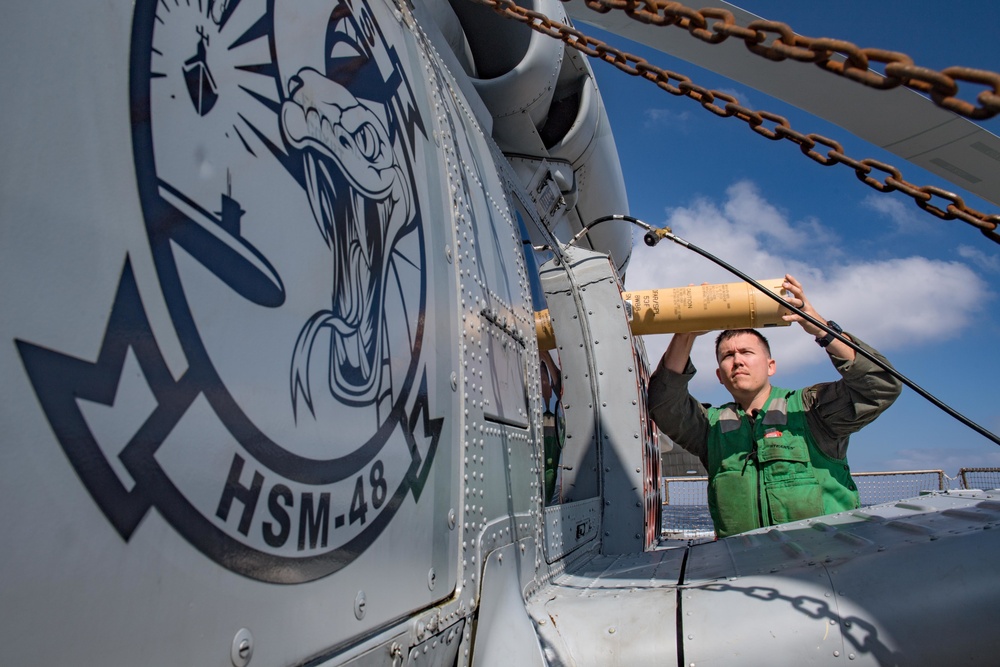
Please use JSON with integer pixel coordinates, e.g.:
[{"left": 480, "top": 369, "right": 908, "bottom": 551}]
[
  {"left": 598, "top": 215, "right": 1000, "bottom": 448},
  {"left": 533, "top": 214, "right": 631, "bottom": 252},
  {"left": 567, "top": 214, "right": 625, "bottom": 246}
]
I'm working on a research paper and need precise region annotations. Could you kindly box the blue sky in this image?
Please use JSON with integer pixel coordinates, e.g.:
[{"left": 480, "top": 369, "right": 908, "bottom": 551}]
[{"left": 583, "top": 1, "right": 1000, "bottom": 477}]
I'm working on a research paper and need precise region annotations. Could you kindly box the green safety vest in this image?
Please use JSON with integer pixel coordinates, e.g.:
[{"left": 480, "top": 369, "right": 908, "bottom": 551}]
[{"left": 706, "top": 386, "right": 859, "bottom": 538}]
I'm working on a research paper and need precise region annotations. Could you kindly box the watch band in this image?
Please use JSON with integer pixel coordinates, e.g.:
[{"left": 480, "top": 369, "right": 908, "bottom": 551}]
[{"left": 816, "top": 320, "right": 842, "bottom": 347}]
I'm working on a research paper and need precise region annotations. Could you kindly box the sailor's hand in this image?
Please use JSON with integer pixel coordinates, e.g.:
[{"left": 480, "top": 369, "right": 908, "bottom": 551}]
[{"left": 780, "top": 274, "right": 827, "bottom": 337}]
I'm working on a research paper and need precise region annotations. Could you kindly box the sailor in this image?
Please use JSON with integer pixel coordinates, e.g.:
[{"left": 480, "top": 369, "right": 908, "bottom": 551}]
[{"left": 647, "top": 274, "right": 902, "bottom": 538}]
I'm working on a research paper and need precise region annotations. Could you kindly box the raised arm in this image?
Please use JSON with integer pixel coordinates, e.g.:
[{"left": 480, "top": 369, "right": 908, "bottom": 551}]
[
  {"left": 662, "top": 331, "right": 702, "bottom": 373},
  {"left": 781, "top": 274, "right": 902, "bottom": 457},
  {"left": 781, "top": 274, "right": 855, "bottom": 361},
  {"left": 648, "top": 331, "right": 711, "bottom": 466}
]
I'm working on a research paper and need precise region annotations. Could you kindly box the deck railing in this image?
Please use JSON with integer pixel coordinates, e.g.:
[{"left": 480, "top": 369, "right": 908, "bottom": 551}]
[{"left": 661, "top": 468, "right": 999, "bottom": 541}]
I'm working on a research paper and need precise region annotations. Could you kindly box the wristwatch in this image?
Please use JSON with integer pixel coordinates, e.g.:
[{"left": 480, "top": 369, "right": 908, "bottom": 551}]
[{"left": 815, "top": 320, "right": 842, "bottom": 348}]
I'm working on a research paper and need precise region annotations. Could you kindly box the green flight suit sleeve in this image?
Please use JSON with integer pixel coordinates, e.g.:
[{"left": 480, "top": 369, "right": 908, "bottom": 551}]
[
  {"left": 802, "top": 333, "right": 903, "bottom": 460},
  {"left": 647, "top": 355, "right": 710, "bottom": 469}
]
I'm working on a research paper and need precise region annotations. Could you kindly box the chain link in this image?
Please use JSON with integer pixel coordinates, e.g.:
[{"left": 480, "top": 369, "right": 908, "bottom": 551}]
[
  {"left": 578, "top": 0, "right": 1000, "bottom": 119},
  {"left": 464, "top": 0, "right": 1000, "bottom": 243}
]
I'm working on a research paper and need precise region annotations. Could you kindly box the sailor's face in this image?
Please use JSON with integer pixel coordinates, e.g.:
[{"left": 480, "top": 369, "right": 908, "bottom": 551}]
[{"left": 715, "top": 333, "right": 775, "bottom": 398}]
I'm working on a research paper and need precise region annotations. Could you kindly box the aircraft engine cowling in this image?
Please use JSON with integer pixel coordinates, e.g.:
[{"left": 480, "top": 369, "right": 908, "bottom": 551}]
[{"left": 445, "top": 0, "right": 632, "bottom": 274}]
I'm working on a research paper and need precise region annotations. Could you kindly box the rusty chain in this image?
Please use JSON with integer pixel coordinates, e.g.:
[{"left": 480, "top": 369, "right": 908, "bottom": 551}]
[
  {"left": 577, "top": 0, "right": 1000, "bottom": 120},
  {"left": 465, "top": 0, "right": 1000, "bottom": 243}
]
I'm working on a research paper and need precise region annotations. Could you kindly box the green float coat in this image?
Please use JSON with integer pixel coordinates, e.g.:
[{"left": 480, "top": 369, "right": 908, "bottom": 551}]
[{"left": 706, "top": 386, "right": 860, "bottom": 538}]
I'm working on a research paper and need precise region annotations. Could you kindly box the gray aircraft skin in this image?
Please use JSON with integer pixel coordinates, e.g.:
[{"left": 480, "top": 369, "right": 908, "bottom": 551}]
[{"left": 2, "top": 1, "right": 998, "bottom": 666}]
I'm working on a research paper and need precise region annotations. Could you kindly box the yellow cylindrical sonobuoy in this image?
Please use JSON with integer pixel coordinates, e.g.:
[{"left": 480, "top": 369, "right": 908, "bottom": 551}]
[
  {"left": 535, "top": 308, "right": 555, "bottom": 351},
  {"left": 621, "top": 278, "right": 792, "bottom": 335},
  {"left": 534, "top": 279, "right": 790, "bottom": 351}
]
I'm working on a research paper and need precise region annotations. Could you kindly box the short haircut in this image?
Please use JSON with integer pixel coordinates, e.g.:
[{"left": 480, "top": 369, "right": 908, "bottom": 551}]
[{"left": 715, "top": 328, "right": 771, "bottom": 360}]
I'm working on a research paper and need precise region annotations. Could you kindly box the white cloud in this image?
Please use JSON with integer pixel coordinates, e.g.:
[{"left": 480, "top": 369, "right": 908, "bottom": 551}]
[
  {"left": 957, "top": 244, "right": 1000, "bottom": 273},
  {"left": 626, "top": 180, "right": 992, "bottom": 398},
  {"left": 860, "top": 193, "right": 933, "bottom": 234},
  {"left": 721, "top": 180, "right": 813, "bottom": 249},
  {"left": 643, "top": 108, "right": 692, "bottom": 130}
]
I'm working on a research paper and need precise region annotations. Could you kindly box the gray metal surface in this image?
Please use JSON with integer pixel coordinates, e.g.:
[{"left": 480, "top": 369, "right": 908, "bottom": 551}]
[
  {"left": 2, "top": 0, "right": 468, "bottom": 663},
  {"left": 472, "top": 540, "right": 547, "bottom": 667},
  {"left": 540, "top": 251, "right": 603, "bottom": 504},
  {"left": 528, "top": 549, "right": 685, "bottom": 666},
  {"left": 682, "top": 490, "right": 1000, "bottom": 665},
  {"left": 539, "top": 246, "right": 656, "bottom": 554},
  {"left": 0, "top": 0, "right": 556, "bottom": 663},
  {"left": 560, "top": 248, "right": 649, "bottom": 554},
  {"left": 6, "top": 0, "right": 1000, "bottom": 665},
  {"left": 544, "top": 497, "right": 602, "bottom": 564},
  {"left": 527, "top": 489, "right": 1000, "bottom": 665},
  {"left": 406, "top": 621, "right": 466, "bottom": 667}
]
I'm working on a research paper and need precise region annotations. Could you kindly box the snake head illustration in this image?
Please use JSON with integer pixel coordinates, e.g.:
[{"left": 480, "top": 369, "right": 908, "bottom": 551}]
[
  {"left": 282, "top": 67, "right": 413, "bottom": 416},
  {"left": 282, "top": 68, "right": 400, "bottom": 201}
]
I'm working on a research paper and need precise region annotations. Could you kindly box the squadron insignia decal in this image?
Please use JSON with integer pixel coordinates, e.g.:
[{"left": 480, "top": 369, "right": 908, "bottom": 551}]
[{"left": 17, "top": 0, "right": 443, "bottom": 584}]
